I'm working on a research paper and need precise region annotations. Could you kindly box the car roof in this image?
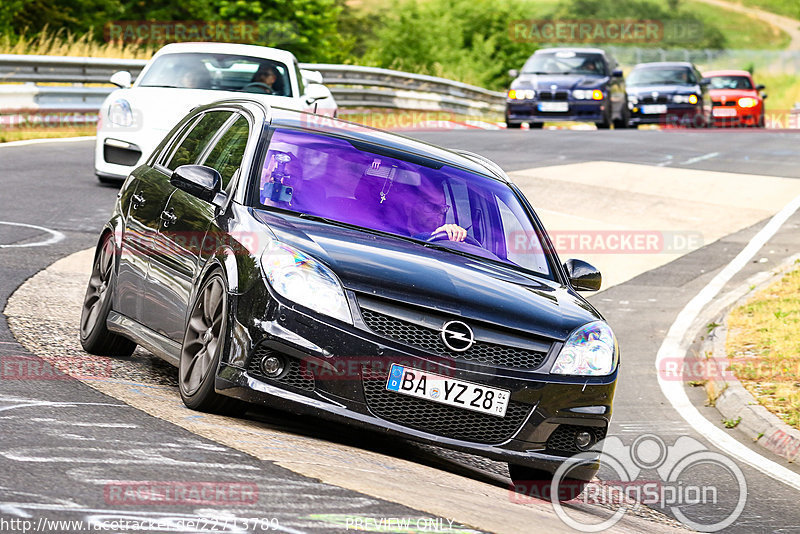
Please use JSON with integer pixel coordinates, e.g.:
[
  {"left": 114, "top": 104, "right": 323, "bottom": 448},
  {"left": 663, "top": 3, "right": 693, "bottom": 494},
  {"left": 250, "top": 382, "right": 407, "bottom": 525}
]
[
  {"left": 632, "top": 61, "right": 695, "bottom": 69},
  {"left": 535, "top": 47, "right": 607, "bottom": 55},
  {"left": 151, "top": 42, "right": 298, "bottom": 64},
  {"left": 703, "top": 69, "right": 753, "bottom": 78}
]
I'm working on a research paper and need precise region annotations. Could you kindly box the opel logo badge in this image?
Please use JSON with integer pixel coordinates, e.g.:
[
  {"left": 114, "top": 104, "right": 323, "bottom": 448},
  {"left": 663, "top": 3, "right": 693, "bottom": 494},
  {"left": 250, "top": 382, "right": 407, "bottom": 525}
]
[
  {"left": 550, "top": 84, "right": 557, "bottom": 90},
  {"left": 652, "top": 91, "right": 659, "bottom": 98},
  {"left": 441, "top": 321, "right": 474, "bottom": 352}
]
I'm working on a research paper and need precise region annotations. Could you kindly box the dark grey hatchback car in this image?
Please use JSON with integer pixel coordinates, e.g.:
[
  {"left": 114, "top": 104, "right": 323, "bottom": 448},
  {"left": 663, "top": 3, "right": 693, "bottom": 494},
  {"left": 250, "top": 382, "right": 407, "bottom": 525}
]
[{"left": 80, "top": 98, "right": 618, "bottom": 493}]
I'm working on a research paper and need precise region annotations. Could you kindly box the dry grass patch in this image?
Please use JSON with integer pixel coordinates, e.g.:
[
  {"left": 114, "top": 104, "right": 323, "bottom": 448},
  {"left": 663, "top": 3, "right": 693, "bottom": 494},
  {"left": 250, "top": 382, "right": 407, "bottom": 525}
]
[
  {"left": 0, "top": 126, "right": 95, "bottom": 143},
  {"left": 727, "top": 264, "right": 800, "bottom": 428}
]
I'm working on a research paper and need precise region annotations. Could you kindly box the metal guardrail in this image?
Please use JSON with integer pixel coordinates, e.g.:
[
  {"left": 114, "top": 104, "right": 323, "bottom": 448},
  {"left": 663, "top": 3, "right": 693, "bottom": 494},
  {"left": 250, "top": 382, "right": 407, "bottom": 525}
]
[{"left": 0, "top": 54, "right": 506, "bottom": 116}]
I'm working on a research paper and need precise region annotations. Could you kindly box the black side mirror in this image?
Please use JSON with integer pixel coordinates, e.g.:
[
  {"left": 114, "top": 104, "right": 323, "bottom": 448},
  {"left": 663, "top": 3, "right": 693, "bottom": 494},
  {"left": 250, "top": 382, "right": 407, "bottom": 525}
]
[
  {"left": 756, "top": 84, "right": 765, "bottom": 91},
  {"left": 612, "top": 68, "right": 623, "bottom": 78},
  {"left": 171, "top": 165, "right": 222, "bottom": 203},
  {"left": 564, "top": 259, "right": 602, "bottom": 291}
]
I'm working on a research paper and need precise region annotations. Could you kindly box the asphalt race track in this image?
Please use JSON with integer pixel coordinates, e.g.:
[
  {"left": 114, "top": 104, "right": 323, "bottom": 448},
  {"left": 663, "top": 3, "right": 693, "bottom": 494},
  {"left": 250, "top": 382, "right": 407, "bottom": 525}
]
[{"left": 2, "top": 129, "right": 800, "bottom": 533}]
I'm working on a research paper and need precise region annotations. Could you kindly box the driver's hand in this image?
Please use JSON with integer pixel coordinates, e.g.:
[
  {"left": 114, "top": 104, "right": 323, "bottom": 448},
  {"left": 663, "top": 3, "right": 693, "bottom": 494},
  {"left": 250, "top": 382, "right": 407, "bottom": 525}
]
[{"left": 434, "top": 224, "right": 467, "bottom": 242}]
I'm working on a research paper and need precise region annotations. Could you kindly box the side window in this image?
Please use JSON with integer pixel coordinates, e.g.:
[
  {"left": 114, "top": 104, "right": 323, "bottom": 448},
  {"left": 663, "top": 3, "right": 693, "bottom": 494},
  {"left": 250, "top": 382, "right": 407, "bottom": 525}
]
[
  {"left": 166, "top": 111, "right": 232, "bottom": 171},
  {"left": 201, "top": 115, "right": 250, "bottom": 192}
]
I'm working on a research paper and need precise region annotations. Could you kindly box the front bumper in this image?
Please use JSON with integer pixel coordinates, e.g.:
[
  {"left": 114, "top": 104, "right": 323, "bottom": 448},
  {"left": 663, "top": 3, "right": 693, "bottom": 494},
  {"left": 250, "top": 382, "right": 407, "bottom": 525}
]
[
  {"left": 710, "top": 108, "right": 760, "bottom": 127},
  {"left": 216, "top": 283, "right": 617, "bottom": 479},
  {"left": 506, "top": 100, "right": 606, "bottom": 124},
  {"left": 94, "top": 126, "right": 170, "bottom": 180},
  {"left": 628, "top": 103, "right": 703, "bottom": 126}
]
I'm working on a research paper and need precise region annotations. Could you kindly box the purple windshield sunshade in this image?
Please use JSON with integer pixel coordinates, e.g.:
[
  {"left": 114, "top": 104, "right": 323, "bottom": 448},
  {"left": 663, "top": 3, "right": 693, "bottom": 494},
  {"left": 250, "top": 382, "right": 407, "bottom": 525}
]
[{"left": 258, "top": 129, "right": 550, "bottom": 275}]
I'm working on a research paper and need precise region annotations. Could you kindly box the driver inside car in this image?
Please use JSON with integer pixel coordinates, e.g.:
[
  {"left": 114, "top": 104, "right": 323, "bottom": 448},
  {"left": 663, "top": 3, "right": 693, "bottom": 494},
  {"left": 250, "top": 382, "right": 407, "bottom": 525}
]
[
  {"left": 246, "top": 65, "right": 282, "bottom": 94},
  {"left": 401, "top": 178, "right": 468, "bottom": 242}
]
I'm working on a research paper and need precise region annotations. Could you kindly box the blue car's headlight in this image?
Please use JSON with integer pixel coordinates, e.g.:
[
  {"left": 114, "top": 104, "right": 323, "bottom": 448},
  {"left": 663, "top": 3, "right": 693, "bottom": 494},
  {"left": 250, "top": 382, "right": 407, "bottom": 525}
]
[
  {"left": 551, "top": 321, "right": 618, "bottom": 376},
  {"left": 673, "top": 94, "right": 698, "bottom": 104},
  {"left": 573, "top": 89, "right": 604, "bottom": 100},
  {"left": 261, "top": 241, "right": 353, "bottom": 324}
]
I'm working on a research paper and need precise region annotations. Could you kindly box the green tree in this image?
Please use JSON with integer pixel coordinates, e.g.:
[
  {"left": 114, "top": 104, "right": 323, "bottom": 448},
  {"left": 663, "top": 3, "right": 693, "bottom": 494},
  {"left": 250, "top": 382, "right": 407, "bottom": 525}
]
[
  {"left": 0, "top": 0, "right": 121, "bottom": 35},
  {"left": 363, "top": 0, "right": 539, "bottom": 90}
]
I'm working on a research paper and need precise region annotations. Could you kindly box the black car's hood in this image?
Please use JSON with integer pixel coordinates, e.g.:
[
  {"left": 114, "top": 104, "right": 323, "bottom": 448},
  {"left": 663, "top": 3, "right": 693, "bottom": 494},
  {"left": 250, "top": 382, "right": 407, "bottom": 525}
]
[
  {"left": 254, "top": 211, "right": 601, "bottom": 341},
  {"left": 627, "top": 84, "right": 699, "bottom": 96},
  {"left": 514, "top": 73, "right": 609, "bottom": 91}
]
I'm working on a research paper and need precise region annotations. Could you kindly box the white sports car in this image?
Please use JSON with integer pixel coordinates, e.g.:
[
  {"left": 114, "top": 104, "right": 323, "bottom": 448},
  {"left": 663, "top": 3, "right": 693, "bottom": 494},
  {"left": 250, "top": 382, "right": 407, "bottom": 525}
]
[{"left": 95, "top": 42, "right": 337, "bottom": 183}]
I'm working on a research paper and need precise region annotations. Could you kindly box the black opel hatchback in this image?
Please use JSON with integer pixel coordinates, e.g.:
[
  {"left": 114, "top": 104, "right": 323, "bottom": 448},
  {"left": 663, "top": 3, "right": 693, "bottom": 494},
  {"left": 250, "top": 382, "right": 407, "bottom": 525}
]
[{"left": 80, "top": 98, "right": 618, "bottom": 487}]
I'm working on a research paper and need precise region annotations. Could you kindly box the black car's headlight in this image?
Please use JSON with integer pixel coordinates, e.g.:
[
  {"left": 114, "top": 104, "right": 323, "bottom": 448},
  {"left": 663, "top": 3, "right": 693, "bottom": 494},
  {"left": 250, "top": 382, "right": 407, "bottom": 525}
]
[
  {"left": 672, "top": 94, "right": 698, "bottom": 104},
  {"left": 572, "top": 89, "right": 604, "bottom": 100},
  {"left": 551, "top": 321, "right": 617, "bottom": 376},
  {"left": 261, "top": 241, "right": 353, "bottom": 324}
]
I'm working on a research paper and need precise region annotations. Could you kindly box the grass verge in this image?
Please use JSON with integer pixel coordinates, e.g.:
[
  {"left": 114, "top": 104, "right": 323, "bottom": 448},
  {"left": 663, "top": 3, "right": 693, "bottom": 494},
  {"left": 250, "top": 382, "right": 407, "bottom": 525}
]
[
  {"left": 684, "top": 0, "right": 791, "bottom": 49},
  {"left": 0, "top": 126, "right": 96, "bottom": 143},
  {"left": 741, "top": 0, "right": 800, "bottom": 21},
  {"left": 726, "top": 264, "right": 800, "bottom": 428}
]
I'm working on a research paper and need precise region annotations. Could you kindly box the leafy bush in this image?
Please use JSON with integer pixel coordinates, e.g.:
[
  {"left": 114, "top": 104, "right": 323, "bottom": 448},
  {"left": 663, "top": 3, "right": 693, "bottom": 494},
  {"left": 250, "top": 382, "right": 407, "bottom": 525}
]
[{"left": 361, "top": 0, "right": 541, "bottom": 90}]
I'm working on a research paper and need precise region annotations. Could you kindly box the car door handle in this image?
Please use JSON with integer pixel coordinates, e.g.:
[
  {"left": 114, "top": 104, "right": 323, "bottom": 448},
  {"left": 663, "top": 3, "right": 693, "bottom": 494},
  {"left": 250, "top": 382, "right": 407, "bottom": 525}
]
[
  {"left": 160, "top": 209, "right": 177, "bottom": 226},
  {"left": 131, "top": 193, "right": 145, "bottom": 209}
]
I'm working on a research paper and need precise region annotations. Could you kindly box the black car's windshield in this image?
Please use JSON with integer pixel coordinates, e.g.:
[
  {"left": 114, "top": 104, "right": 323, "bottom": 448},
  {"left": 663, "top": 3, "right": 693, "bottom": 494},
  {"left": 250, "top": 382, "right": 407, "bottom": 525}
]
[
  {"left": 522, "top": 51, "right": 607, "bottom": 76},
  {"left": 627, "top": 67, "right": 696, "bottom": 86},
  {"left": 708, "top": 75, "right": 753, "bottom": 90},
  {"left": 138, "top": 52, "right": 293, "bottom": 96},
  {"left": 253, "top": 128, "right": 551, "bottom": 276}
]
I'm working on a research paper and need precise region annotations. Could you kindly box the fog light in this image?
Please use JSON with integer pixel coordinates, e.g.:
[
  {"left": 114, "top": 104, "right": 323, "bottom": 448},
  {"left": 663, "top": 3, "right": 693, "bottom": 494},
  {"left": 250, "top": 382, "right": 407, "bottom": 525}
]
[
  {"left": 260, "top": 355, "right": 285, "bottom": 378},
  {"left": 575, "top": 431, "right": 593, "bottom": 450}
]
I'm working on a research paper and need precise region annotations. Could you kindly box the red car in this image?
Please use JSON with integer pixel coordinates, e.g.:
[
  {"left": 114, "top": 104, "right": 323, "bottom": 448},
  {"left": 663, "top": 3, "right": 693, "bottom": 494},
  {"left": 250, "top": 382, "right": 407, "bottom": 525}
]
[{"left": 704, "top": 69, "right": 766, "bottom": 128}]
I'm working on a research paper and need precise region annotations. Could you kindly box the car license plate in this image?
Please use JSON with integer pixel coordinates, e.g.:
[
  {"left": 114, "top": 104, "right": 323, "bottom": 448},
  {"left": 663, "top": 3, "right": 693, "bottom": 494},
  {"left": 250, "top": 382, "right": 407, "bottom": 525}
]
[
  {"left": 712, "top": 107, "right": 737, "bottom": 117},
  {"left": 641, "top": 105, "right": 667, "bottom": 114},
  {"left": 385, "top": 364, "right": 510, "bottom": 417},
  {"left": 538, "top": 102, "right": 569, "bottom": 112}
]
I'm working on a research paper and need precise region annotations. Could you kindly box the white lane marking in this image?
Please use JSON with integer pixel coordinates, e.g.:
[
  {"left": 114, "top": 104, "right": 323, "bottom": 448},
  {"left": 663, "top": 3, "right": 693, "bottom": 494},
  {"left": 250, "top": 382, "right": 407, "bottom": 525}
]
[
  {"left": 0, "top": 136, "right": 95, "bottom": 148},
  {"left": 656, "top": 192, "right": 800, "bottom": 489},
  {"left": 656, "top": 154, "right": 674, "bottom": 167},
  {"left": 0, "top": 221, "right": 65, "bottom": 248},
  {"left": 681, "top": 151, "right": 720, "bottom": 165}
]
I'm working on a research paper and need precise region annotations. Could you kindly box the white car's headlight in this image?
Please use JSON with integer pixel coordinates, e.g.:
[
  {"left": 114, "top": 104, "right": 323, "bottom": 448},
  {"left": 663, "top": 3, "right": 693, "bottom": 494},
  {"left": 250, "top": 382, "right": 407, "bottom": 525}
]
[
  {"left": 261, "top": 241, "right": 352, "bottom": 324},
  {"left": 108, "top": 99, "right": 133, "bottom": 127},
  {"left": 551, "top": 321, "right": 617, "bottom": 376}
]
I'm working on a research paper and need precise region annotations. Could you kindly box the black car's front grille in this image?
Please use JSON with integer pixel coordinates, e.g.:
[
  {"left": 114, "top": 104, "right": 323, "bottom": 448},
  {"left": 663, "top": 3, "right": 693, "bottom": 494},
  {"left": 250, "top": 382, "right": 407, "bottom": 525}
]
[
  {"left": 247, "top": 346, "right": 315, "bottom": 391},
  {"left": 538, "top": 90, "right": 569, "bottom": 101},
  {"left": 638, "top": 95, "right": 670, "bottom": 105},
  {"left": 362, "top": 367, "right": 532, "bottom": 444},
  {"left": 359, "top": 308, "right": 548, "bottom": 371},
  {"left": 546, "top": 424, "right": 607, "bottom": 456}
]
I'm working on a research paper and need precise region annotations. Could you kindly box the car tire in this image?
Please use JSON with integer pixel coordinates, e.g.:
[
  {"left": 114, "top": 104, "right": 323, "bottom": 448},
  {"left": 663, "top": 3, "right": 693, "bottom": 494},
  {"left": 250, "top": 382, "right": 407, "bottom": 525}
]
[
  {"left": 80, "top": 233, "right": 137, "bottom": 356},
  {"left": 508, "top": 464, "right": 589, "bottom": 502},
  {"left": 758, "top": 113, "right": 765, "bottom": 128},
  {"left": 506, "top": 121, "right": 521, "bottom": 129},
  {"left": 529, "top": 122, "right": 544, "bottom": 129},
  {"left": 179, "top": 270, "right": 245, "bottom": 415},
  {"left": 595, "top": 109, "right": 611, "bottom": 129},
  {"left": 613, "top": 105, "right": 630, "bottom": 129}
]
